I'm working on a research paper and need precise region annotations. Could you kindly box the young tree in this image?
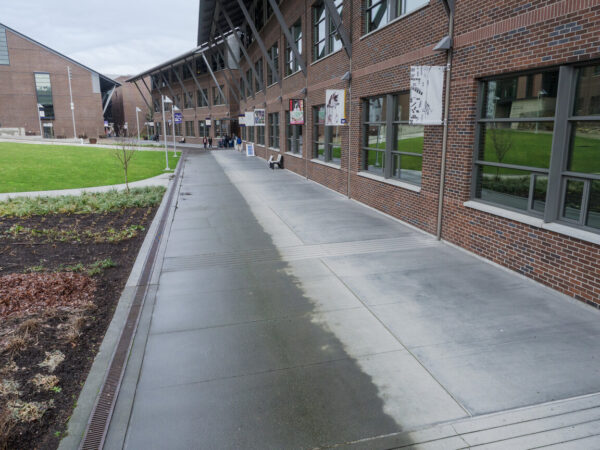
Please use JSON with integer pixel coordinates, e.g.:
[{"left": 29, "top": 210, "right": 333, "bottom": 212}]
[
  {"left": 488, "top": 124, "right": 513, "bottom": 179},
  {"left": 113, "top": 131, "right": 137, "bottom": 193}
]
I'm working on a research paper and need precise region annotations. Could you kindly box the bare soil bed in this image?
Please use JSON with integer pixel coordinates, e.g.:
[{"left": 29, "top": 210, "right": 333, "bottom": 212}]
[{"left": 0, "top": 207, "right": 158, "bottom": 449}]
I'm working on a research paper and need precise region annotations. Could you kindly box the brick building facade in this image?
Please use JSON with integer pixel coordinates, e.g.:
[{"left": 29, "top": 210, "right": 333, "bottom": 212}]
[
  {"left": 130, "top": 0, "right": 600, "bottom": 306},
  {"left": 111, "top": 75, "right": 152, "bottom": 137},
  {"left": 0, "top": 23, "right": 119, "bottom": 139}
]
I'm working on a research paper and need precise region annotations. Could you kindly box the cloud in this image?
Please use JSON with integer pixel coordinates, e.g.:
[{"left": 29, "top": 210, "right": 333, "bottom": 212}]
[{"left": 0, "top": 0, "right": 199, "bottom": 75}]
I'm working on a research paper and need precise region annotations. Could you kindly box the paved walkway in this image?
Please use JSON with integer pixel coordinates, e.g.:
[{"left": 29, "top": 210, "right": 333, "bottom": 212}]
[{"left": 107, "top": 150, "right": 600, "bottom": 449}]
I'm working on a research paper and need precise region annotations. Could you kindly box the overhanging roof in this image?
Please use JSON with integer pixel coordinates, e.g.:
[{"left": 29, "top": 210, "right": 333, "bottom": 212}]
[
  {"left": 197, "top": 0, "right": 248, "bottom": 46},
  {"left": 127, "top": 33, "right": 233, "bottom": 83},
  {"left": 0, "top": 22, "right": 120, "bottom": 88}
]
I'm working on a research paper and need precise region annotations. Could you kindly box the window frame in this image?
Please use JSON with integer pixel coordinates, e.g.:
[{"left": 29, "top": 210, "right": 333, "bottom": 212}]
[
  {"left": 471, "top": 64, "right": 600, "bottom": 234},
  {"left": 34, "top": 72, "right": 55, "bottom": 120},
  {"left": 285, "top": 20, "right": 303, "bottom": 77},
  {"left": 312, "top": 0, "right": 343, "bottom": 63},
  {"left": 364, "top": 0, "right": 428, "bottom": 35},
  {"left": 285, "top": 111, "right": 303, "bottom": 155},
  {"left": 267, "top": 42, "right": 279, "bottom": 86},
  {"left": 268, "top": 112, "right": 280, "bottom": 148}
]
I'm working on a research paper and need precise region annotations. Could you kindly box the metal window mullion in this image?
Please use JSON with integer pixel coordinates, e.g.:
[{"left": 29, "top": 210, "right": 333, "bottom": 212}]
[
  {"left": 325, "top": 126, "right": 333, "bottom": 161},
  {"left": 472, "top": 81, "right": 486, "bottom": 200},
  {"left": 384, "top": 94, "right": 395, "bottom": 178},
  {"left": 567, "top": 115, "right": 600, "bottom": 121},
  {"left": 477, "top": 117, "right": 555, "bottom": 123},
  {"left": 545, "top": 65, "right": 575, "bottom": 223},
  {"left": 474, "top": 160, "right": 550, "bottom": 173}
]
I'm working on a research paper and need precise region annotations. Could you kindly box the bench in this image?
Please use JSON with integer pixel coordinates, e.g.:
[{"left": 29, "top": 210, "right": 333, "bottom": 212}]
[{"left": 268, "top": 154, "right": 283, "bottom": 170}]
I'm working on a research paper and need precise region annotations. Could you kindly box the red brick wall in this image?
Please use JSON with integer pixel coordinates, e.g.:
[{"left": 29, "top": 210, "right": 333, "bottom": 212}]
[
  {"left": 142, "top": 0, "right": 600, "bottom": 306},
  {"left": 0, "top": 28, "right": 106, "bottom": 138}
]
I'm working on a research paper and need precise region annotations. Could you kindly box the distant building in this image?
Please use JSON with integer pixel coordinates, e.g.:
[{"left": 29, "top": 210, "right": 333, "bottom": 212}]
[
  {"left": 0, "top": 22, "right": 119, "bottom": 139},
  {"left": 110, "top": 75, "right": 152, "bottom": 138}
]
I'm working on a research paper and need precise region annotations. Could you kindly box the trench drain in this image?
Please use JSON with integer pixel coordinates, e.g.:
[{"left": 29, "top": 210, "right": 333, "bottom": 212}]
[{"left": 79, "top": 153, "right": 185, "bottom": 450}]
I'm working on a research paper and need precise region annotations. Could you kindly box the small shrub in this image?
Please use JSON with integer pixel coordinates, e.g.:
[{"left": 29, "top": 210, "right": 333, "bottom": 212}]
[
  {"left": 38, "top": 351, "right": 65, "bottom": 373},
  {"left": 30, "top": 374, "right": 59, "bottom": 392}
]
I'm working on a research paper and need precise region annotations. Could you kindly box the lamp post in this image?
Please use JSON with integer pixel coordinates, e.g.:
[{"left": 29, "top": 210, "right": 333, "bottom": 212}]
[
  {"left": 67, "top": 66, "right": 77, "bottom": 139},
  {"left": 172, "top": 104, "right": 180, "bottom": 158},
  {"left": 36, "top": 103, "right": 44, "bottom": 138},
  {"left": 161, "top": 95, "right": 172, "bottom": 170},
  {"left": 135, "top": 106, "right": 142, "bottom": 143}
]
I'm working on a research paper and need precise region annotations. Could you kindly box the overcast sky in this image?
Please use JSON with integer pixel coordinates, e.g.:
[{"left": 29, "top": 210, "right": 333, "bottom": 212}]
[{"left": 0, "top": 0, "right": 199, "bottom": 77}]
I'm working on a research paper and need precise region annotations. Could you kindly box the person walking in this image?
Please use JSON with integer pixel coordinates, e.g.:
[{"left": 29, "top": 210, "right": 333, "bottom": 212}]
[
  {"left": 208, "top": 136, "right": 213, "bottom": 148},
  {"left": 236, "top": 135, "right": 242, "bottom": 151},
  {"left": 203, "top": 136, "right": 207, "bottom": 149}
]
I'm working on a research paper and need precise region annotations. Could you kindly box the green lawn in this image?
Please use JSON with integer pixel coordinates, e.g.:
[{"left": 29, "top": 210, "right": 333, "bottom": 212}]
[{"left": 0, "top": 143, "right": 179, "bottom": 193}]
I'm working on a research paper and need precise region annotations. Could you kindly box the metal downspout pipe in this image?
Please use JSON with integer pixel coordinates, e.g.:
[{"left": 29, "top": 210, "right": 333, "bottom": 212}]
[{"left": 436, "top": 7, "right": 454, "bottom": 240}]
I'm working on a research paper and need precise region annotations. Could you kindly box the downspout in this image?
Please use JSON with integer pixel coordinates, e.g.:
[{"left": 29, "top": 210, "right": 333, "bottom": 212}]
[{"left": 436, "top": 4, "right": 454, "bottom": 240}]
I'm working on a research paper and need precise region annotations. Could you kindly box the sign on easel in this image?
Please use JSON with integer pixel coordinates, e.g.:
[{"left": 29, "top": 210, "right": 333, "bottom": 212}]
[{"left": 246, "top": 142, "right": 255, "bottom": 156}]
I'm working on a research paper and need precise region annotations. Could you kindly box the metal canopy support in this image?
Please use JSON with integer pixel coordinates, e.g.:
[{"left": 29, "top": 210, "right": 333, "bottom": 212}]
[
  {"left": 187, "top": 58, "right": 211, "bottom": 107},
  {"left": 160, "top": 71, "right": 178, "bottom": 106},
  {"left": 202, "top": 52, "right": 227, "bottom": 103},
  {"left": 102, "top": 85, "right": 116, "bottom": 114},
  {"left": 322, "top": 0, "right": 351, "bottom": 59},
  {"left": 215, "top": 22, "right": 246, "bottom": 100},
  {"left": 439, "top": 0, "right": 455, "bottom": 16},
  {"left": 211, "top": 37, "right": 242, "bottom": 103},
  {"left": 235, "top": 0, "right": 280, "bottom": 86},
  {"left": 172, "top": 64, "right": 194, "bottom": 107},
  {"left": 267, "top": 0, "right": 307, "bottom": 75},
  {"left": 132, "top": 80, "right": 152, "bottom": 112},
  {"left": 221, "top": 9, "right": 263, "bottom": 92}
]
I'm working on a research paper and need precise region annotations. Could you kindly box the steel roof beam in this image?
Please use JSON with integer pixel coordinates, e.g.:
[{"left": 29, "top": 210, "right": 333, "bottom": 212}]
[
  {"left": 267, "top": 0, "right": 307, "bottom": 76},
  {"left": 186, "top": 57, "right": 211, "bottom": 107},
  {"left": 235, "top": 0, "right": 280, "bottom": 86},
  {"left": 171, "top": 64, "right": 195, "bottom": 107},
  {"left": 323, "top": 0, "right": 351, "bottom": 59},
  {"left": 201, "top": 52, "right": 227, "bottom": 103}
]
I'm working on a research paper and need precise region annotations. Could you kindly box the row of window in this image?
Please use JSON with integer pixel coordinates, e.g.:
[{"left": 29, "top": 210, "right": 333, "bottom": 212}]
[{"left": 153, "top": 86, "right": 225, "bottom": 112}]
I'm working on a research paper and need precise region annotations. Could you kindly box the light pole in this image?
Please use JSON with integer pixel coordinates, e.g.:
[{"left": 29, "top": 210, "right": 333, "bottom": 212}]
[
  {"left": 67, "top": 66, "right": 77, "bottom": 139},
  {"left": 161, "top": 95, "right": 172, "bottom": 170},
  {"left": 36, "top": 103, "right": 44, "bottom": 138},
  {"left": 172, "top": 104, "right": 180, "bottom": 158},
  {"left": 135, "top": 106, "right": 142, "bottom": 143}
]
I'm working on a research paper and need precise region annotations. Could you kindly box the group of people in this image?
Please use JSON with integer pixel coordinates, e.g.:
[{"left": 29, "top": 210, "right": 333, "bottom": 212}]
[{"left": 202, "top": 136, "right": 213, "bottom": 149}]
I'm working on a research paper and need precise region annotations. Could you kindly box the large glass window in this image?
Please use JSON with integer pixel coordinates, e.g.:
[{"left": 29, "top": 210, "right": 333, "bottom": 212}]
[
  {"left": 248, "top": 126, "right": 255, "bottom": 142},
  {"left": 197, "top": 88, "right": 208, "bottom": 107},
  {"left": 34, "top": 73, "right": 54, "bottom": 119},
  {"left": 313, "top": 105, "right": 341, "bottom": 164},
  {"left": 362, "top": 93, "right": 423, "bottom": 183},
  {"left": 267, "top": 43, "right": 279, "bottom": 86},
  {"left": 474, "top": 70, "right": 558, "bottom": 214},
  {"left": 185, "top": 121, "right": 195, "bottom": 136},
  {"left": 245, "top": 69, "right": 254, "bottom": 97},
  {"left": 257, "top": 125, "right": 265, "bottom": 145},
  {"left": 365, "top": 0, "right": 427, "bottom": 34},
  {"left": 268, "top": 112, "right": 280, "bottom": 148},
  {"left": 255, "top": 58, "right": 264, "bottom": 92},
  {"left": 313, "top": 0, "right": 342, "bottom": 62},
  {"left": 285, "top": 21, "right": 302, "bottom": 76},
  {"left": 198, "top": 120, "right": 208, "bottom": 138},
  {"left": 184, "top": 91, "right": 194, "bottom": 109},
  {"left": 211, "top": 52, "right": 225, "bottom": 71},
  {"left": 174, "top": 123, "right": 182, "bottom": 136},
  {"left": 0, "top": 26, "right": 9, "bottom": 65},
  {"left": 212, "top": 86, "right": 225, "bottom": 105},
  {"left": 286, "top": 111, "right": 303, "bottom": 155},
  {"left": 473, "top": 65, "right": 600, "bottom": 233}
]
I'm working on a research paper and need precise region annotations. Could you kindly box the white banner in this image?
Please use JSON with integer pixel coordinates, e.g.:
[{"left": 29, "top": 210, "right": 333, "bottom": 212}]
[
  {"left": 254, "top": 109, "right": 265, "bottom": 126},
  {"left": 325, "top": 89, "right": 346, "bottom": 126},
  {"left": 238, "top": 114, "right": 246, "bottom": 126},
  {"left": 409, "top": 66, "right": 444, "bottom": 125},
  {"left": 245, "top": 111, "right": 254, "bottom": 127}
]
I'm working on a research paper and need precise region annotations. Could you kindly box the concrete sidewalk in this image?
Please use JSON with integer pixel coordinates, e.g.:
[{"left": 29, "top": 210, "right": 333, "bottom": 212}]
[{"left": 107, "top": 150, "right": 600, "bottom": 449}]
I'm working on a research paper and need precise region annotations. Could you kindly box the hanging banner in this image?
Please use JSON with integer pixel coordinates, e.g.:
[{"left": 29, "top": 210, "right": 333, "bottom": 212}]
[
  {"left": 325, "top": 89, "right": 346, "bottom": 126},
  {"left": 409, "top": 66, "right": 444, "bottom": 125},
  {"left": 245, "top": 111, "right": 254, "bottom": 127},
  {"left": 239, "top": 114, "right": 246, "bottom": 126},
  {"left": 254, "top": 109, "right": 265, "bottom": 126},
  {"left": 289, "top": 99, "right": 304, "bottom": 125},
  {"left": 174, "top": 113, "right": 182, "bottom": 124},
  {"left": 205, "top": 117, "right": 211, "bottom": 126}
]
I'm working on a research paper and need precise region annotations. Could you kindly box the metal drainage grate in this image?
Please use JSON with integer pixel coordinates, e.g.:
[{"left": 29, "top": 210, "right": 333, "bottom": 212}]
[{"left": 80, "top": 153, "right": 186, "bottom": 449}]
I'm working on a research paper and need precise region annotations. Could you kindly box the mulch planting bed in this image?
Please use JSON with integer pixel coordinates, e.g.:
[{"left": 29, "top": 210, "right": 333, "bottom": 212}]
[{"left": 0, "top": 207, "right": 158, "bottom": 449}]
